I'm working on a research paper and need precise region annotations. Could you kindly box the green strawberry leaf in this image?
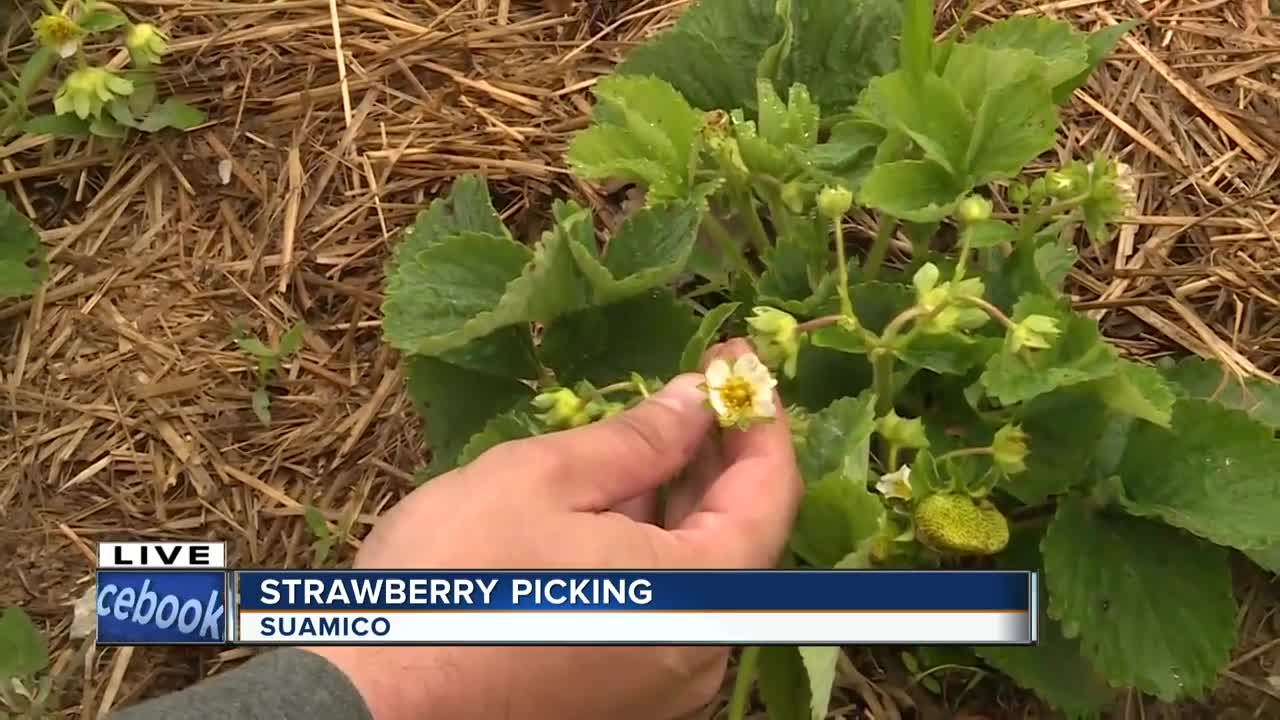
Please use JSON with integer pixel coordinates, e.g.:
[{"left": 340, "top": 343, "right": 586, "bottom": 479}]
[
  {"left": 965, "top": 219, "right": 1017, "bottom": 249},
  {"left": 757, "top": 79, "right": 818, "bottom": 150},
  {"left": 977, "top": 529, "right": 1117, "bottom": 718},
  {"left": 971, "top": 16, "right": 1090, "bottom": 91},
  {"left": 395, "top": 175, "right": 512, "bottom": 251},
  {"left": 0, "top": 607, "right": 48, "bottom": 678},
  {"left": 1160, "top": 355, "right": 1280, "bottom": 428},
  {"left": 757, "top": 646, "right": 809, "bottom": 720},
  {"left": 24, "top": 113, "right": 92, "bottom": 138},
  {"left": 757, "top": 212, "right": 834, "bottom": 313},
  {"left": 1042, "top": 497, "right": 1235, "bottom": 700},
  {"left": 1089, "top": 358, "right": 1175, "bottom": 427},
  {"left": 455, "top": 411, "right": 540, "bottom": 468},
  {"left": 138, "top": 98, "right": 205, "bottom": 132},
  {"left": 857, "top": 159, "right": 965, "bottom": 223},
  {"left": 940, "top": 44, "right": 1058, "bottom": 184},
  {"left": 79, "top": 5, "right": 127, "bottom": 31},
  {"left": 797, "top": 646, "right": 840, "bottom": 720},
  {"left": 539, "top": 290, "right": 698, "bottom": 386},
  {"left": 567, "top": 201, "right": 703, "bottom": 304},
  {"left": 382, "top": 176, "right": 582, "bottom": 358},
  {"left": 980, "top": 295, "right": 1117, "bottom": 406},
  {"left": 778, "top": 343, "right": 874, "bottom": 413},
  {"left": 404, "top": 355, "right": 535, "bottom": 480},
  {"left": 0, "top": 193, "right": 46, "bottom": 299},
  {"left": 770, "top": 0, "right": 902, "bottom": 117},
  {"left": 1115, "top": 398, "right": 1280, "bottom": 550},
  {"left": 436, "top": 328, "right": 540, "bottom": 380},
  {"left": 794, "top": 390, "right": 877, "bottom": 485},
  {"left": 617, "top": 0, "right": 900, "bottom": 118},
  {"left": 790, "top": 392, "right": 884, "bottom": 567},
  {"left": 808, "top": 119, "right": 883, "bottom": 188},
  {"left": 1006, "top": 387, "right": 1109, "bottom": 504},
  {"left": 790, "top": 469, "right": 886, "bottom": 568},
  {"left": 856, "top": 70, "right": 970, "bottom": 175},
  {"left": 1056, "top": 20, "right": 1139, "bottom": 102},
  {"left": 566, "top": 75, "right": 704, "bottom": 202},
  {"left": 1246, "top": 544, "right": 1279, "bottom": 574},
  {"left": 382, "top": 208, "right": 598, "bottom": 359},
  {"left": 679, "top": 302, "right": 742, "bottom": 373},
  {"left": 617, "top": 0, "right": 779, "bottom": 115}
]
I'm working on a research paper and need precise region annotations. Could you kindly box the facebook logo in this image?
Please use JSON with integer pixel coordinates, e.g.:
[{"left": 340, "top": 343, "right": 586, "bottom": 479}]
[{"left": 95, "top": 571, "right": 227, "bottom": 645}]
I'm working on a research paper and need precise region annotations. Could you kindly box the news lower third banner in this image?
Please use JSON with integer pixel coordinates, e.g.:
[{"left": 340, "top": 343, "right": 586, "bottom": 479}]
[
  {"left": 231, "top": 570, "right": 1035, "bottom": 645},
  {"left": 94, "top": 545, "right": 1035, "bottom": 646}
]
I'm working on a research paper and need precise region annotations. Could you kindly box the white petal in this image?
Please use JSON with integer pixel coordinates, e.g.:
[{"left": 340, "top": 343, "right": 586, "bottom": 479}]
[
  {"left": 218, "top": 159, "right": 233, "bottom": 186},
  {"left": 58, "top": 41, "right": 78, "bottom": 58},
  {"left": 751, "top": 389, "right": 776, "bottom": 418},
  {"left": 704, "top": 359, "right": 731, "bottom": 387},
  {"left": 875, "top": 467, "right": 912, "bottom": 500},
  {"left": 708, "top": 388, "right": 732, "bottom": 417},
  {"left": 737, "top": 353, "right": 776, "bottom": 388}
]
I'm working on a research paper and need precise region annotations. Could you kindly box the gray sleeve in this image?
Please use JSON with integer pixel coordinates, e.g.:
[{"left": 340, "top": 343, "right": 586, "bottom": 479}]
[{"left": 109, "top": 649, "right": 373, "bottom": 720}]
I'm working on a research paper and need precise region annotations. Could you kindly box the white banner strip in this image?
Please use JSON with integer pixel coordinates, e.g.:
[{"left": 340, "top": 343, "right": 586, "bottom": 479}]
[{"left": 237, "top": 611, "right": 1033, "bottom": 644}]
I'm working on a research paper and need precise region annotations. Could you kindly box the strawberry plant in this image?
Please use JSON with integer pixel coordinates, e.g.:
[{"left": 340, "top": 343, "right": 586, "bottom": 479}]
[
  {"left": 381, "top": 0, "right": 1279, "bottom": 716},
  {"left": 2, "top": 0, "right": 203, "bottom": 141}
]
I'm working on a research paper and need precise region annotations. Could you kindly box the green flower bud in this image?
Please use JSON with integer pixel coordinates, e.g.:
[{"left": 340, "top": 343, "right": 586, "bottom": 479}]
[
  {"left": 955, "top": 195, "right": 992, "bottom": 225},
  {"left": 532, "top": 388, "right": 587, "bottom": 429},
  {"left": 33, "top": 13, "right": 83, "bottom": 58},
  {"left": 876, "top": 410, "right": 929, "bottom": 450},
  {"left": 914, "top": 494, "right": 1010, "bottom": 556},
  {"left": 781, "top": 181, "right": 808, "bottom": 214},
  {"left": 1007, "top": 313, "right": 1061, "bottom": 352},
  {"left": 53, "top": 67, "right": 134, "bottom": 120},
  {"left": 707, "top": 133, "right": 749, "bottom": 183},
  {"left": 126, "top": 23, "right": 168, "bottom": 67},
  {"left": 817, "top": 185, "right": 853, "bottom": 219},
  {"left": 1044, "top": 171, "right": 1078, "bottom": 198},
  {"left": 746, "top": 306, "right": 801, "bottom": 378},
  {"left": 992, "top": 424, "right": 1029, "bottom": 475},
  {"left": 913, "top": 262, "right": 940, "bottom": 297}
]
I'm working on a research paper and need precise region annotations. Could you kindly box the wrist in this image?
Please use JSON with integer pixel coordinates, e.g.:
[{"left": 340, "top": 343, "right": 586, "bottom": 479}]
[{"left": 303, "top": 645, "right": 451, "bottom": 720}]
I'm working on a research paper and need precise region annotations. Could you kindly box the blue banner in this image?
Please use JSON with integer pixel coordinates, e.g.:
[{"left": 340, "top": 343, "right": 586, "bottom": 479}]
[
  {"left": 96, "top": 571, "right": 228, "bottom": 645},
  {"left": 236, "top": 570, "right": 1032, "bottom": 612}
]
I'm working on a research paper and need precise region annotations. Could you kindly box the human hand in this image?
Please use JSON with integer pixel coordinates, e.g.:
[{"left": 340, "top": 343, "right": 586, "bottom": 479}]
[{"left": 307, "top": 340, "right": 803, "bottom": 720}]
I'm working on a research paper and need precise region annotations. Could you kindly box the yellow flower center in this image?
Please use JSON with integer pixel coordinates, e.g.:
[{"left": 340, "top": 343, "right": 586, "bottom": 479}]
[
  {"left": 35, "top": 15, "right": 81, "bottom": 44},
  {"left": 718, "top": 377, "right": 753, "bottom": 415}
]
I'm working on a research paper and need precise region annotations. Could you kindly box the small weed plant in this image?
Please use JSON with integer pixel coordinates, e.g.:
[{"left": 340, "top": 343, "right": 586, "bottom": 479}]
[
  {"left": 234, "top": 320, "right": 307, "bottom": 426},
  {"left": 391, "top": 0, "right": 1279, "bottom": 716},
  {"left": 0, "top": 607, "right": 53, "bottom": 719}
]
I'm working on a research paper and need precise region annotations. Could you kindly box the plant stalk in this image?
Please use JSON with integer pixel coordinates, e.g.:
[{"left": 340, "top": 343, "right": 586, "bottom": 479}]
[
  {"left": 871, "top": 349, "right": 895, "bottom": 416},
  {"left": 935, "top": 446, "right": 994, "bottom": 463},
  {"left": 831, "top": 217, "right": 854, "bottom": 319},
  {"left": 727, "top": 646, "right": 760, "bottom": 720},
  {"left": 862, "top": 214, "right": 896, "bottom": 281},
  {"left": 734, "top": 189, "right": 772, "bottom": 255}
]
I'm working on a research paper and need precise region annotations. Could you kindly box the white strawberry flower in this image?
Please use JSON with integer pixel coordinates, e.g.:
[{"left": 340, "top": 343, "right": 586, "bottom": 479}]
[
  {"left": 875, "top": 466, "right": 912, "bottom": 501},
  {"left": 702, "top": 353, "right": 778, "bottom": 429}
]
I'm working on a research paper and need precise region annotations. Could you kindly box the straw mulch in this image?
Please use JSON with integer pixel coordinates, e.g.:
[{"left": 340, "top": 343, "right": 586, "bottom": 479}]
[{"left": 1, "top": 0, "right": 1277, "bottom": 717}]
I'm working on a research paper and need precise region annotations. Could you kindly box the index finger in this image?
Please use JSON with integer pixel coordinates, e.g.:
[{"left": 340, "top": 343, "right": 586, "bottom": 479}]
[{"left": 670, "top": 340, "right": 803, "bottom": 568}]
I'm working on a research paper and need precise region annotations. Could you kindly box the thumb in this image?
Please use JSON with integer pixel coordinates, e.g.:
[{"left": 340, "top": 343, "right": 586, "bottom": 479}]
[{"left": 535, "top": 374, "right": 714, "bottom": 512}]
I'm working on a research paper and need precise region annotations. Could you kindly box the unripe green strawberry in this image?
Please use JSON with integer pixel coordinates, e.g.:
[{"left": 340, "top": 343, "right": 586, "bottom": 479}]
[{"left": 913, "top": 494, "right": 1010, "bottom": 556}]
